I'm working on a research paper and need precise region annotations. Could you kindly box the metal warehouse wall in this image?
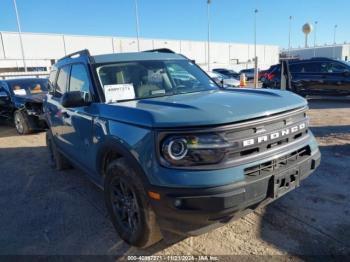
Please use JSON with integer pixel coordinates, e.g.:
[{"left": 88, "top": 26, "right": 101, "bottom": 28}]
[
  {"left": 282, "top": 45, "right": 350, "bottom": 61},
  {"left": 0, "top": 31, "right": 279, "bottom": 71}
]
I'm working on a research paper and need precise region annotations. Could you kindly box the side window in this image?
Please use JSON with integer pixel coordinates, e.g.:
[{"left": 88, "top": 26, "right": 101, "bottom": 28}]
[
  {"left": 319, "top": 62, "right": 332, "bottom": 73},
  {"left": 303, "top": 62, "right": 321, "bottom": 73},
  {"left": 69, "top": 64, "right": 91, "bottom": 102},
  {"left": 330, "top": 62, "right": 348, "bottom": 73},
  {"left": 55, "top": 66, "right": 70, "bottom": 97},
  {"left": 69, "top": 64, "right": 90, "bottom": 93},
  {"left": 48, "top": 70, "right": 57, "bottom": 93},
  {"left": 289, "top": 63, "right": 303, "bottom": 73}
]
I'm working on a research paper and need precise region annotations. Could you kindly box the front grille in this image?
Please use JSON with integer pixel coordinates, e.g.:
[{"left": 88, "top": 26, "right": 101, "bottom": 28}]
[
  {"left": 221, "top": 107, "right": 309, "bottom": 163},
  {"left": 244, "top": 146, "right": 311, "bottom": 176}
]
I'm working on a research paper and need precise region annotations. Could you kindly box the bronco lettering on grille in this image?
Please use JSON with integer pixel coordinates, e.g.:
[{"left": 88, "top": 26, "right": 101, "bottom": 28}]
[{"left": 242, "top": 122, "right": 306, "bottom": 147}]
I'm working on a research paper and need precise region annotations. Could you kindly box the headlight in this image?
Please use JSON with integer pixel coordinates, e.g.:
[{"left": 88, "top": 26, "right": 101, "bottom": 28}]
[{"left": 161, "top": 133, "right": 233, "bottom": 167}]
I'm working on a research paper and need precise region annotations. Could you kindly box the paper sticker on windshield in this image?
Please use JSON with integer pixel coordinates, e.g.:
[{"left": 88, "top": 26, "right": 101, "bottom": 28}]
[
  {"left": 104, "top": 84, "right": 135, "bottom": 103},
  {"left": 13, "top": 89, "right": 27, "bottom": 96}
]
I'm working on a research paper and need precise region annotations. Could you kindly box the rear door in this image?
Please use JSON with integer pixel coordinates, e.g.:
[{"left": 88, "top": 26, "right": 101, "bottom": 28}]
[{"left": 46, "top": 65, "right": 70, "bottom": 149}]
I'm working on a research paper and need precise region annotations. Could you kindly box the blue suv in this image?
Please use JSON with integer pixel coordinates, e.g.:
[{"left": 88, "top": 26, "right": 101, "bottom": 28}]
[{"left": 44, "top": 49, "right": 321, "bottom": 248}]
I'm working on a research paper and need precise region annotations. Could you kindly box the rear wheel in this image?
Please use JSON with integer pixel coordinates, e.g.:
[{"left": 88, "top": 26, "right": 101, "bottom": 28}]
[
  {"left": 104, "top": 158, "right": 162, "bottom": 248},
  {"left": 14, "top": 110, "right": 31, "bottom": 135},
  {"left": 46, "top": 130, "right": 71, "bottom": 171}
]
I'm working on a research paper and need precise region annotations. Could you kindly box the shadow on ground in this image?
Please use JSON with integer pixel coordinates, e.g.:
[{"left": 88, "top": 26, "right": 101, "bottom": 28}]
[
  {"left": 0, "top": 146, "right": 182, "bottom": 255},
  {"left": 308, "top": 99, "right": 350, "bottom": 110},
  {"left": 258, "top": 142, "right": 350, "bottom": 257},
  {"left": 310, "top": 125, "right": 350, "bottom": 137}
]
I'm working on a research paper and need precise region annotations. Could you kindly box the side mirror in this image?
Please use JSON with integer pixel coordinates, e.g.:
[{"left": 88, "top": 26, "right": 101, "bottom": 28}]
[
  {"left": 61, "top": 91, "right": 90, "bottom": 108},
  {"left": 0, "top": 91, "right": 9, "bottom": 100}
]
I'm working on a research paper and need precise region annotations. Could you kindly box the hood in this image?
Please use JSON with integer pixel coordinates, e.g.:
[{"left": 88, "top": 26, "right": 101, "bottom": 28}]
[
  {"left": 99, "top": 89, "right": 307, "bottom": 128},
  {"left": 13, "top": 93, "right": 46, "bottom": 106}
]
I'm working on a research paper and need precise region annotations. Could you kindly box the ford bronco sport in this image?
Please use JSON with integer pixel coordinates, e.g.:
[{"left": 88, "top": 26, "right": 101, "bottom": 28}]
[{"left": 44, "top": 49, "right": 321, "bottom": 248}]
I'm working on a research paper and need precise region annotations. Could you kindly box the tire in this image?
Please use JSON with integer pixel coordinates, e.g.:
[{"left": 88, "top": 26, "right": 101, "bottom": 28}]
[
  {"left": 14, "top": 110, "right": 31, "bottom": 135},
  {"left": 46, "top": 130, "right": 71, "bottom": 171},
  {"left": 104, "top": 158, "right": 162, "bottom": 248}
]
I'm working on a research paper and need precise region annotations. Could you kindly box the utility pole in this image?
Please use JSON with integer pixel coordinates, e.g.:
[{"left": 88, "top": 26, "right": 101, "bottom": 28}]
[
  {"left": 254, "top": 9, "right": 258, "bottom": 88},
  {"left": 207, "top": 0, "right": 211, "bottom": 71},
  {"left": 333, "top": 24, "right": 338, "bottom": 58},
  {"left": 13, "top": 0, "right": 27, "bottom": 72},
  {"left": 288, "top": 16, "right": 292, "bottom": 57},
  {"left": 134, "top": 0, "right": 140, "bottom": 51},
  {"left": 313, "top": 21, "right": 318, "bottom": 57}
]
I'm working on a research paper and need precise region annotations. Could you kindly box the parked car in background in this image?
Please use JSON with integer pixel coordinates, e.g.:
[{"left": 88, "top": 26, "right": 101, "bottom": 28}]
[
  {"left": 207, "top": 71, "right": 240, "bottom": 87},
  {"left": 44, "top": 49, "right": 320, "bottom": 248},
  {"left": 213, "top": 68, "right": 240, "bottom": 79},
  {"left": 262, "top": 57, "right": 350, "bottom": 96},
  {"left": 0, "top": 78, "right": 48, "bottom": 134},
  {"left": 239, "top": 68, "right": 256, "bottom": 80},
  {"left": 259, "top": 64, "right": 280, "bottom": 82}
]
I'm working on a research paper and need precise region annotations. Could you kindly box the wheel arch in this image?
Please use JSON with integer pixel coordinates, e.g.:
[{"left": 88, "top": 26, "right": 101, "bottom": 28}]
[{"left": 96, "top": 137, "right": 151, "bottom": 187}]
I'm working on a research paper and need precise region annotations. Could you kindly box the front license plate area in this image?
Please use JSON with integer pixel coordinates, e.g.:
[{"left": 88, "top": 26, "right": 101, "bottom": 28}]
[{"left": 273, "top": 168, "right": 300, "bottom": 199}]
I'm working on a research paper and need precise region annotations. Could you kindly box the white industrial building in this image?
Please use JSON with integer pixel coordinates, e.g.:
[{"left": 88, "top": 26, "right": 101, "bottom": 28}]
[
  {"left": 281, "top": 44, "right": 350, "bottom": 61},
  {"left": 0, "top": 31, "right": 279, "bottom": 75}
]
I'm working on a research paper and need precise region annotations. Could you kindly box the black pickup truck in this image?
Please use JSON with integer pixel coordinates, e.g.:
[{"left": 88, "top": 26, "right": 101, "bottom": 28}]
[{"left": 0, "top": 78, "right": 48, "bottom": 134}]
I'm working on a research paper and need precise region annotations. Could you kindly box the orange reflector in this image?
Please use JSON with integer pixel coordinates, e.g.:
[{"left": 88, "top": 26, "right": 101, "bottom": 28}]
[{"left": 148, "top": 191, "right": 161, "bottom": 200}]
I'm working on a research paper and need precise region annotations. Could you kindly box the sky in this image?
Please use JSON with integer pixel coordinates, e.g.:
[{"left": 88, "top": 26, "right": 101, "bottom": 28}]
[{"left": 0, "top": 0, "right": 349, "bottom": 48}]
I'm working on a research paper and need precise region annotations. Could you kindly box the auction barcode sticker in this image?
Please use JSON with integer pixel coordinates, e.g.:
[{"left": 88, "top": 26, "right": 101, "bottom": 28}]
[{"left": 104, "top": 84, "right": 135, "bottom": 103}]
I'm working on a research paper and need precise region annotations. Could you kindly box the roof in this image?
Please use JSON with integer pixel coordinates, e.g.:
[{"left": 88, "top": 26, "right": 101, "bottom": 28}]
[{"left": 93, "top": 51, "right": 186, "bottom": 64}]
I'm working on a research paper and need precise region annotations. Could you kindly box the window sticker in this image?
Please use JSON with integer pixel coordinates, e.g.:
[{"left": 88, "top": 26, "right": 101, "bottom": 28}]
[
  {"left": 104, "top": 84, "right": 135, "bottom": 103},
  {"left": 13, "top": 89, "right": 27, "bottom": 96}
]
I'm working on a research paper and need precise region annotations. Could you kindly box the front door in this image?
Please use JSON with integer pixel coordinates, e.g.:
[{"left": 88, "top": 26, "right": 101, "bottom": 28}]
[{"left": 59, "top": 63, "right": 96, "bottom": 171}]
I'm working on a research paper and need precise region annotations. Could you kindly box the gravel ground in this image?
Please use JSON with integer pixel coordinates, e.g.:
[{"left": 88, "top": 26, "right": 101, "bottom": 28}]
[{"left": 0, "top": 99, "right": 349, "bottom": 259}]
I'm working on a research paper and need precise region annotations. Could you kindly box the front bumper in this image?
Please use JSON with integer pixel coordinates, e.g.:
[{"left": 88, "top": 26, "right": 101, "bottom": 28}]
[{"left": 150, "top": 147, "right": 321, "bottom": 236}]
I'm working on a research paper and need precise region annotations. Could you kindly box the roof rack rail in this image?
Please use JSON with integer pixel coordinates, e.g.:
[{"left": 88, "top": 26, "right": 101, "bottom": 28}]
[
  {"left": 143, "top": 48, "right": 175, "bottom": 54},
  {"left": 58, "top": 49, "right": 94, "bottom": 62}
]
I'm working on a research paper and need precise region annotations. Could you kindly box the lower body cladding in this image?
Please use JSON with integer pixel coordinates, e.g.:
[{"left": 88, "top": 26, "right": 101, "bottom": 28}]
[{"left": 149, "top": 146, "right": 321, "bottom": 236}]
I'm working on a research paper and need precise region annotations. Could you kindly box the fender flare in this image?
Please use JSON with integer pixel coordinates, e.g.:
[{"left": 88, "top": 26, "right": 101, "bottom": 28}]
[{"left": 96, "top": 137, "right": 152, "bottom": 188}]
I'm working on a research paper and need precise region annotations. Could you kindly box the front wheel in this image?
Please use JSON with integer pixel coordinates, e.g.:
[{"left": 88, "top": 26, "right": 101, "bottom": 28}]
[
  {"left": 14, "top": 110, "right": 31, "bottom": 135},
  {"left": 104, "top": 158, "right": 162, "bottom": 248}
]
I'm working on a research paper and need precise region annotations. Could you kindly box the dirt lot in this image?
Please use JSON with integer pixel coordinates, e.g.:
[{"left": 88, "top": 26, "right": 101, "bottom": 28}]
[{"left": 0, "top": 100, "right": 349, "bottom": 258}]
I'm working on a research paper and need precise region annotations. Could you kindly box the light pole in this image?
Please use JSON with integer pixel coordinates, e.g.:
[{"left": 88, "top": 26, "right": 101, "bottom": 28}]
[
  {"left": 207, "top": 0, "right": 211, "bottom": 71},
  {"left": 13, "top": 0, "right": 27, "bottom": 72},
  {"left": 254, "top": 9, "right": 258, "bottom": 88},
  {"left": 288, "top": 16, "right": 292, "bottom": 57},
  {"left": 333, "top": 24, "right": 338, "bottom": 58},
  {"left": 313, "top": 21, "right": 318, "bottom": 57},
  {"left": 134, "top": 0, "right": 140, "bottom": 51}
]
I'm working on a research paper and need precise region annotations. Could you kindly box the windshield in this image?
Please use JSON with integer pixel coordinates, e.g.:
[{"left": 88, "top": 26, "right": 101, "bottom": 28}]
[
  {"left": 9, "top": 79, "right": 48, "bottom": 96},
  {"left": 96, "top": 60, "right": 218, "bottom": 102}
]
